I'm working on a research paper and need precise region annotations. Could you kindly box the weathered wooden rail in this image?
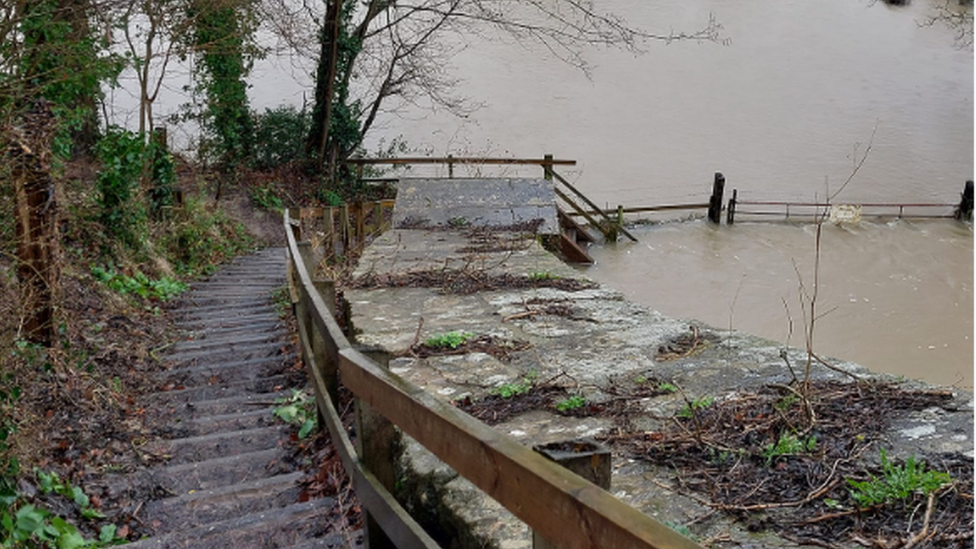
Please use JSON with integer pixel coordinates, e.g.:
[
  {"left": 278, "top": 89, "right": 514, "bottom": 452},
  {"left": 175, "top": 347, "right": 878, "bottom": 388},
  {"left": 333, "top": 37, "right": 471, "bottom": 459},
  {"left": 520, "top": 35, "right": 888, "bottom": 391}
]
[
  {"left": 283, "top": 208, "right": 702, "bottom": 549},
  {"left": 290, "top": 200, "right": 395, "bottom": 262}
]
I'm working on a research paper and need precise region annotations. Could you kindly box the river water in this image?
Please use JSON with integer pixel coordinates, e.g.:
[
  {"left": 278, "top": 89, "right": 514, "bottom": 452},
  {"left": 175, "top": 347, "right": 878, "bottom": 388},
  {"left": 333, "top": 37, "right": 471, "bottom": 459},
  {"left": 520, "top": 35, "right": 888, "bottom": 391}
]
[
  {"left": 109, "top": 0, "right": 973, "bottom": 388},
  {"left": 357, "top": 0, "right": 974, "bottom": 389}
]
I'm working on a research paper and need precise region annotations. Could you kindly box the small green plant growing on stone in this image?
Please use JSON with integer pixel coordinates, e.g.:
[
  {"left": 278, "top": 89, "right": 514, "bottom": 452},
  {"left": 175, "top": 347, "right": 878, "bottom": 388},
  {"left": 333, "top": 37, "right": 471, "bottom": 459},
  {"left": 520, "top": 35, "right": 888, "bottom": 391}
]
[
  {"left": 555, "top": 395, "right": 587, "bottom": 412},
  {"left": 663, "top": 521, "right": 699, "bottom": 542},
  {"left": 424, "top": 331, "right": 474, "bottom": 350},
  {"left": 528, "top": 271, "right": 560, "bottom": 282},
  {"left": 447, "top": 216, "right": 468, "bottom": 227},
  {"left": 846, "top": 449, "right": 952, "bottom": 508},
  {"left": 657, "top": 382, "right": 677, "bottom": 393},
  {"left": 492, "top": 372, "right": 537, "bottom": 399},
  {"left": 273, "top": 390, "right": 318, "bottom": 439},
  {"left": 762, "top": 432, "right": 817, "bottom": 464},
  {"left": 677, "top": 396, "right": 713, "bottom": 418}
]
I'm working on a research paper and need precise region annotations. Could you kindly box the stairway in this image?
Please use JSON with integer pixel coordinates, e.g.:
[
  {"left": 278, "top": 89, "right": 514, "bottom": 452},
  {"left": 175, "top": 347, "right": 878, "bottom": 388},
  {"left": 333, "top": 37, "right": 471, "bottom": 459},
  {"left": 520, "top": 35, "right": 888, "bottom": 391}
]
[
  {"left": 556, "top": 208, "right": 595, "bottom": 264},
  {"left": 122, "top": 248, "right": 361, "bottom": 549}
]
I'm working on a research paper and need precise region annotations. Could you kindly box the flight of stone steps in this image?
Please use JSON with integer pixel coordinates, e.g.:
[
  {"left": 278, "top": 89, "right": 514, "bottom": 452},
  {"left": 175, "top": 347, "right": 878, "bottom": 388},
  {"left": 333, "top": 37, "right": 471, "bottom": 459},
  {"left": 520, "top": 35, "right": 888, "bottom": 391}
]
[{"left": 122, "top": 248, "right": 361, "bottom": 549}]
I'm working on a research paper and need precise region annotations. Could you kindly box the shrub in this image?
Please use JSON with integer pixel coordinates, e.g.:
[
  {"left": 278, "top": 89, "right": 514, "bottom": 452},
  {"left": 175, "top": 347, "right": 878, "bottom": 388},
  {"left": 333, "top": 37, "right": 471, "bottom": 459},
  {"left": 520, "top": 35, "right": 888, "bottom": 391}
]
[
  {"left": 847, "top": 449, "right": 952, "bottom": 507},
  {"left": 251, "top": 105, "right": 310, "bottom": 171},
  {"left": 95, "top": 128, "right": 146, "bottom": 248}
]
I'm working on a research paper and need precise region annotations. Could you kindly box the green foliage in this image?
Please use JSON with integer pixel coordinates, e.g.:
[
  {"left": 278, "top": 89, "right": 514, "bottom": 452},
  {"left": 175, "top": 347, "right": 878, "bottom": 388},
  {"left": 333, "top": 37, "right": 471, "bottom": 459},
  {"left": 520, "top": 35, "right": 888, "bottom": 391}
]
[
  {"left": 251, "top": 185, "right": 283, "bottom": 212},
  {"left": 90, "top": 266, "right": 187, "bottom": 301},
  {"left": 677, "top": 396, "right": 714, "bottom": 418},
  {"left": 774, "top": 394, "right": 799, "bottom": 411},
  {"left": 555, "top": 395, "right": 587, "bottom": 412},
  {"left": 528, "top": 271, "right": 560, "bottom": 282},
  {"left": 424, "top": 331, "right": 474, "bottom": 350},
  {"left": 447, "top": 216, "right": 468, "bottom": 228},
  {"left": 762, "top": 432, "right": 817, "bottom": 464},
  {"left": 657, "top": 382, "right": 677, "bottom": 393},
  {"left": 271, "top": 286, "right": 291, "bottom": 318},
  {"left": 316, "top": 189, "right": 344, "bottom": 207},
  {"left": 0, "top": 470, "right": 121, "bottom": 548},
  {"left": 4, "top": 0, "right": 123, "bottom": 158},
  {"left": 251, "top": 105, "right": 310, "bottom": 170},
  {"left": 161, "top": 197, "right": 254, "bottom": 276},
  {"left": 272, "top": 390, "right": 317, "bottom": 439},
  {"left": 847, "top": 449, "right": 952, "bottom": 508},
  {"left": 189, "top": 1, "right": 259, "bottom": 166},
  {"left": 148, "top": 137, "right": 176, "bottom": 216},
  {"left": 95, "top": 128, "right": 147, "bottom": 248},
  {"left": 492, "top": 372, "right": 537, "bottom": 399}
]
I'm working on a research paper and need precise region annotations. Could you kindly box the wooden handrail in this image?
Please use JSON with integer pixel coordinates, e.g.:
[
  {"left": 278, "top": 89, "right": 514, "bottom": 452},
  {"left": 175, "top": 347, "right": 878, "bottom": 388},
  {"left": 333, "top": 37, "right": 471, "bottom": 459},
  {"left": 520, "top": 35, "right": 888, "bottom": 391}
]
[
  {"left": 283, "top": 209, "right": 703, "bottom": 549},
  {"left": 550, "top": 169, "right": 639, "bottom": 242},
  {"left": 342, "top": 156, "right": 576, "bottom": 166}
]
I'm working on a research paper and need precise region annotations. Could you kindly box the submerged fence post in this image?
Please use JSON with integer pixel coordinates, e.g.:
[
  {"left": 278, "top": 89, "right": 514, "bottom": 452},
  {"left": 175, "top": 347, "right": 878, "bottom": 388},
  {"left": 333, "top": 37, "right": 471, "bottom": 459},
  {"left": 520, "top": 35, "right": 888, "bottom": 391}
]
[
  {"left": 727, "top": 189, "right": 737, "bottom": 225},
  {"left": 531, "top": 440, "right": 611, "bottom": 549},
  {"left": 447, "top": 154, "right": 455, "bottom": 178},
  {"left": 955, "top": 180, "right": 973, "bottom": 221},
  {"left": 708, "top": 172, "right": 725, "bottom": 224},
  {"left": 543, "top": 153, "right": 554, "bottom": 181}
]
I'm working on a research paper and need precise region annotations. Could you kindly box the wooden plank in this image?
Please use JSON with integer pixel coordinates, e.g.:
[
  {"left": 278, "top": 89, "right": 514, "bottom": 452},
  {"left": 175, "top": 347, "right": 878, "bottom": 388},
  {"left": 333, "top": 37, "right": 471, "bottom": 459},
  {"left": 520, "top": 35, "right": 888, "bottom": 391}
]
[
  {"left": 343, "top": 157, "right": 576, "bottom": 167},
  {"left": 293, "top": 302, "right": 439, "bottom": 549},
  {"left": 554, "top": 187, "right": 613, "bottom": 240},
  {"left": 559, "top": 232, "right": 594, "bottom": 264},
  {"left": 557, "top": 208, "right": 595, "bottom": 243},
  {"left": 338, "top": 347, "right": 703, "bottom": 549}
]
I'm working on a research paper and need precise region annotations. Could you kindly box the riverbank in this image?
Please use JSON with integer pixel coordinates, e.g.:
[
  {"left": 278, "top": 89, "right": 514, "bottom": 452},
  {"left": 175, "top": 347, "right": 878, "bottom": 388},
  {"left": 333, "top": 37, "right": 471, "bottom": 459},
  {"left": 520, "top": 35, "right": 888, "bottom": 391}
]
[{"left": 344, "top": 224, "right": 973, "bottom": 548}]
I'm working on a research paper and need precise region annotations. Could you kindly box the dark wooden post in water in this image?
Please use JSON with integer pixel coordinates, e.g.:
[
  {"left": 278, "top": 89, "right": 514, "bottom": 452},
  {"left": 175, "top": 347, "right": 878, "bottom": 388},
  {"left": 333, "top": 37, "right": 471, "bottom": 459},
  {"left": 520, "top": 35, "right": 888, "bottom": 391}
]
[
  {"left": 708, "top": 172, "right": 725, "bottom": 224},
  {"left": 447, "top": 154, "right": 455, "bottom": 178},
  {"left": 543, "top": 153, "right": 554, "bottom": 181},
  {"left": 531, "top": 440, "right": 611, "bottom": 549},
  {"left": 727, "top": 189, "right": 737, "bottom": 225},
  {"left": 955, "top": 180, "right": 973, "bottom": 221}
]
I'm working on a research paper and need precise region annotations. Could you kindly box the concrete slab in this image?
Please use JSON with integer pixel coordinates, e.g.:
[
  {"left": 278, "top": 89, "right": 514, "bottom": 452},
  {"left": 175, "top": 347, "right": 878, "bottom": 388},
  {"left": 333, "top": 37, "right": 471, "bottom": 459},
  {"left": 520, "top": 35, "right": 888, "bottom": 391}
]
[
  {"left": 345, "top": 228, "right": 974, "bottom": 549},
  {"left": 393, "top": 178, "right": 559, "bottom": 234}
]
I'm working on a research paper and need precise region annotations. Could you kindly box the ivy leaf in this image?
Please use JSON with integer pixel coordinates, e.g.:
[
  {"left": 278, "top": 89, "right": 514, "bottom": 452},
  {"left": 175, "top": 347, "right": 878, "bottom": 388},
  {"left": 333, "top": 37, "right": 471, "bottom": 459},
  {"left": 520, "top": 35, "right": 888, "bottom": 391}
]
[
  {"left": 99, "top": 523, "right": 117, "bottom": 543},
  {"left": 298, "top": 418, "right": 316, "bottom": 439}
]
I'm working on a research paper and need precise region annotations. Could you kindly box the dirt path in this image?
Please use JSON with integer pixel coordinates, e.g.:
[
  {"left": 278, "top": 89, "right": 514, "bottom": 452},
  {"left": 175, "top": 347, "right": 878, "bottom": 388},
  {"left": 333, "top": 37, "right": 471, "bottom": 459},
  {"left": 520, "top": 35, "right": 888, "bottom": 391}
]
[{"left": 109, "top": 248, "right": 360, "bottom": 549}]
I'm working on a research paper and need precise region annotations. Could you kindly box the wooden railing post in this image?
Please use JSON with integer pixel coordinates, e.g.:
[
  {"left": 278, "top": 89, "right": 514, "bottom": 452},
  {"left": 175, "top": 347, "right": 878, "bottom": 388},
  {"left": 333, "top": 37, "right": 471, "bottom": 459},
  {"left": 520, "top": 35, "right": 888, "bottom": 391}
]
[
  {"left": 372, "top": 201, "right": 384, "bottom": 235},
  {"left": 708, "top": 172, "right": 725, "bottom": 224},
  {"left": 447, "top": 154, "right": 455, "bottom": 177},
  {"left": 324, "top": 207, "right": 336, "bottom": 258},
  {"left": 532, "top": 440, "right": 612, "bottom": 549},
  {"left": 340, "top": 204, "right": 350, "bottom": 253},
  {"left": 543, "top": 153, "right": 553, "bottom": 181},
  {"left": 311, "top": 278, "right": 338, "bottom": 404},
  {"left": 357, "top": 201, "right": 367, "bottom": 248},
  {"left": 356, "top": 350, "right": 398, "bottom": 549}
]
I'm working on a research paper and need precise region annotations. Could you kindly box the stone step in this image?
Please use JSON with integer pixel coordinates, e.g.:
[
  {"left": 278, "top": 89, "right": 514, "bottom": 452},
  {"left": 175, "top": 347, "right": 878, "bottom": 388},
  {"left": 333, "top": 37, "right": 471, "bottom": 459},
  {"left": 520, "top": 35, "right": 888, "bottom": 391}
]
[
  {"left": 141, "top": 471, "right": 307, "bottom": 532},
  {"left": 163, "top": 339, "right": 285, "bottom": 363},
  {"left": 171, "top": 329, "right": 287, "bottom": 353},
  {"left": 142, "top": 426, "right": 287, "bottom": 465},
  {"left": 124, "top": 498, "right": 336, "bottom": 549},
  {"left": 147, "top": 372, "right": 303, "bottom": 403},
  {"left": 143, "top": 447, "right": 294, "bottom": 494},
  {"left": 157, "top": 354, "right": 298, "bottom": 387}
]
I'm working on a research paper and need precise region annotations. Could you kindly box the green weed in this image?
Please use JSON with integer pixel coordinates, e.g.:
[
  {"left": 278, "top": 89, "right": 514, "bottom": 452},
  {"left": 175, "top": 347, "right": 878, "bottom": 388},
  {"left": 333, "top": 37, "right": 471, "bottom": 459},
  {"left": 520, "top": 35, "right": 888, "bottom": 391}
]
[
  {"left": 90, "top": 266, "right": 187, "bottom": 301},
  {"left": 251, "top": 185, "right": 284, "bottom": 212},
  {"left": 762, "top": 432, "right": 817, "bottom": 464},
  {"left": 555, "top": 395, "right": 587, "bottom": 412},
  {"left": 271, "top": 286, "right": 291, "bottom": 318},
  {"left": 492, "top": 372, "right": 537, "bottom": 399},
  {"left": 847, "top": 449, "right": 951, "bottom": 507},
  {"left": 528, "top": 271, "right": 560, "bottom": 282},
  {"left": 658, "top": 382, "right": 677, "bottom": 393},
  {"left": 424, "top": 331, "right": 474, "bottom": 350},
  {"left": 677, "top": 396, "right": 713, "bottom": 418},
  {"left": 272, "top": 390, "right": 318, "bottom": 439}
]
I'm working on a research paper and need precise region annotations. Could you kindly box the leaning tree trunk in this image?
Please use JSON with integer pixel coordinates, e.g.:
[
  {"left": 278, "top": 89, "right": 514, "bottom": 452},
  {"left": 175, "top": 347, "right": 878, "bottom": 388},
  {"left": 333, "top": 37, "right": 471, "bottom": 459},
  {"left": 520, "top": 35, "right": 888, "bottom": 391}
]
[{"left": 7, "top": 100, "right": 60, "bottom": 347}]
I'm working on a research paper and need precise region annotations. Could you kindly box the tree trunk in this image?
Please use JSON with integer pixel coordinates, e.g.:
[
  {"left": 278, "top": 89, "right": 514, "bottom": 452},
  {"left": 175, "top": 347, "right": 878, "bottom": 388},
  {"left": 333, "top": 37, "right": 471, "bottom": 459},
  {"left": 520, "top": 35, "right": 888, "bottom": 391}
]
[
  {"left": 8, "top": 100, "right": 60, "bottom": 347},
  {"left": 306, "top": 0, "right": 341, "bottom": 171}
]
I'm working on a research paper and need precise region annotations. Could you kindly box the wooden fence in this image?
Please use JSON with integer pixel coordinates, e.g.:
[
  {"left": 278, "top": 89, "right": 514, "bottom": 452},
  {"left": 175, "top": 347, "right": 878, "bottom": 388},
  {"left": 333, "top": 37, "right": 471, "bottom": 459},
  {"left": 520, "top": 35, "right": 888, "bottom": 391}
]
[
  {"left": 283, "top": 208, "right": 702, "bottom": 549},
  {"left": 291, "top": 200, "right": 396, "bottom": 261}
]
